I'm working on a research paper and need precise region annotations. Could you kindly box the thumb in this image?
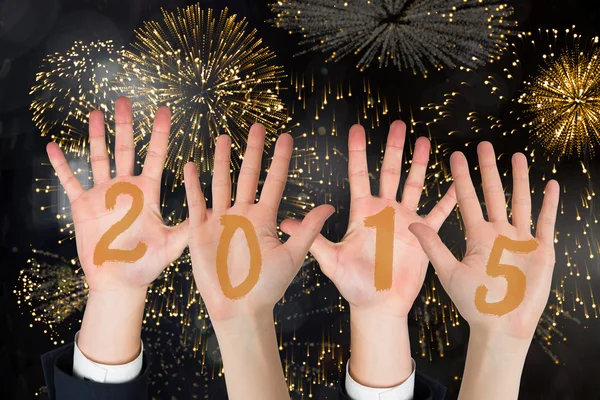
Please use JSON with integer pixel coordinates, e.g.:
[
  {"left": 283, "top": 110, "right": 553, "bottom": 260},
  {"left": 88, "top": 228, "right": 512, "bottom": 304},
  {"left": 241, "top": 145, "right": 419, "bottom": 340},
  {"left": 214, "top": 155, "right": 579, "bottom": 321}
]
[
  {"left": 280, "top": 205, "right": 336, "bottom": 268},
  {"left": 280, "top": 212, "right": 338, "bottom": 275},
  {"left": 164, "top": 218, "right": 190, "bottom": 264},
  {"left": 408, "top": 222, "right": 458, "bottom": 285}
]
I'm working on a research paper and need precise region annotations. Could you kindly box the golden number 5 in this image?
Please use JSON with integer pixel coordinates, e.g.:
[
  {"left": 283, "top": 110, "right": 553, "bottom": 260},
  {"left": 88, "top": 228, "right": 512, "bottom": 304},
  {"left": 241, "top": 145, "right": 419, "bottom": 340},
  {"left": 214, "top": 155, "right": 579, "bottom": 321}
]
[
  {"left": 216, "top": 215, "right": 262, "bottom": 299},
  {"left": 93, "top": 182, "right": 148, "bottom": 266},
  {"left": 364, "top": 206, "right": 395, "bottom": 291},
  {"left": 474, "top": 235, "right": 538, "bottom": 316}
]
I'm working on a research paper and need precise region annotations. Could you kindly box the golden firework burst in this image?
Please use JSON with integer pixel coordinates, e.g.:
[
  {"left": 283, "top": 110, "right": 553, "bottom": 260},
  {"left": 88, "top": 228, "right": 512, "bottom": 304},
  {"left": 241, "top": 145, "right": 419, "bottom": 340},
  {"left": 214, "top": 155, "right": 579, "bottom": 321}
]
[
  {"left": 15, "top": 249, "right": 88, "bottom": 345},
  {"left": 271, "top": 0, "right": 516, "bottom": 76},
  {"left": 518, "top": 39, "right": 600, "bottom": 158},
  {"left": 115, "top": 5, "right": 287, "bottom": 183},
  {"left": 30, "top": 40, "right": 120, "bottom": 156}
]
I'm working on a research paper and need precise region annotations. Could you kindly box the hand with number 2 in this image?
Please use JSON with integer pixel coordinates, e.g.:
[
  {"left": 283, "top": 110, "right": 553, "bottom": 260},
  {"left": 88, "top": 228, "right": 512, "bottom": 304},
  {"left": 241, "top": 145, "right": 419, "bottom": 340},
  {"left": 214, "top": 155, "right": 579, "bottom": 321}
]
[{"left": 46, "top": 97, "right": 188, "bottom": 365}]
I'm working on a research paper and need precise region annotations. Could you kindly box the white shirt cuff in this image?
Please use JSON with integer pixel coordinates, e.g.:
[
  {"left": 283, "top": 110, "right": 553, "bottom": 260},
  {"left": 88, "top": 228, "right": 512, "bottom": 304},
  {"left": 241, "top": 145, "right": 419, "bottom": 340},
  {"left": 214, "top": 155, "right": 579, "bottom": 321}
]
[
  {"left": 345, "top": 358, "right": 416, "bottom": 400},
  {"left": 72, "top": 331, "right": 144, "bottom": 384}
]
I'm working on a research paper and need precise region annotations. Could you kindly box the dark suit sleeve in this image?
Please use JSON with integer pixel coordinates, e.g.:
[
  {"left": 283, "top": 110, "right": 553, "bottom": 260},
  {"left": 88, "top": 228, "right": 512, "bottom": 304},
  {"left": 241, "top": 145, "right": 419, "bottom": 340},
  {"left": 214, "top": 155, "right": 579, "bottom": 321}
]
[
  {"left": 413, "top": 371, "right": 446, "bottom": 400},
  {"left": 338, "top": 368, "right": 446, "bottom": 400},
  {"left": 41, "top": 343, "right": 150, "bottom": 400}
]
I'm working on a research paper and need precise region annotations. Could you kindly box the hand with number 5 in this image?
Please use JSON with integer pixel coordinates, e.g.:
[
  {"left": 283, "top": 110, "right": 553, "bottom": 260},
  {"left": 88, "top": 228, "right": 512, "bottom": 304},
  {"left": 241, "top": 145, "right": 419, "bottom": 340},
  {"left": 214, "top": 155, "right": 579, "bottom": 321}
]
[
  {"left": 408, "top": 142, "right": 560, "bottom": 400},
  {"left": 46, "top": 97, "right": 189, "bottom": 366},
  {"left": 183, "top": 125, "right": 334, "bottom": 400},
  {"left": 281, "top": 122, "right": 457, "bottom": 389}
]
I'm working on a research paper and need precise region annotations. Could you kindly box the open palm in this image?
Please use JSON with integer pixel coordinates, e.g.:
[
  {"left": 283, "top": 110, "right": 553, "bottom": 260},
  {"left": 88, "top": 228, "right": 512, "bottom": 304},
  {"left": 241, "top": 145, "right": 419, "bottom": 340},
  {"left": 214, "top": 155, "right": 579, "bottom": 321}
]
[
  {"left": 410, "top": 142, "right": 559, "bottom": 339},
  {"left": 282, "top": 122, "right": 456, "bottom": 317},
  {"left": 184, "top": 125, "right": 334, "bottom": 323},
  {"left": 46, "top": 98, "right": 188, "bottom": 292}
]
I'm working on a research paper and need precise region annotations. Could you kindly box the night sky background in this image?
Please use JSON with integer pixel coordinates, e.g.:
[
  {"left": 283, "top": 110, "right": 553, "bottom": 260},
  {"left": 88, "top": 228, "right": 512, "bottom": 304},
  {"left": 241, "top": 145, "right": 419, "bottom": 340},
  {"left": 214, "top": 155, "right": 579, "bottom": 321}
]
[{"left": 2, "top": 0, "right": 600, "bottom": 399}]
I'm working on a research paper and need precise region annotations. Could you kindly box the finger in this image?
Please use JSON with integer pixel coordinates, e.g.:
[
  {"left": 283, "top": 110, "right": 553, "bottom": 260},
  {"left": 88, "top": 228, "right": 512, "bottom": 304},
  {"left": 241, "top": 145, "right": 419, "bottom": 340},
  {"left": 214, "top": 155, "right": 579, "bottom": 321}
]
[
  {"left": 477, "top": 142, "right": 507, "bottom": 222},
  {"left": 425, "top": 183, "right": 457, "bottom": 231},
  {"left": 212, "top": 135, "right": 232, "bottom": 213},
  {"left": 280, "top": 205, "right": 336, "bottom": 267},
  {"left": 348, "top": 124, "right": 371, "bottom": 200},
  {"left": 401, "top": 136, "right": 430, "bottom": 211},
  {"left": 511, "top": 153, "right": 532, "bottom": 232},
  {"left": 236, "top": 124, "right": 265, "bottom": 204},
  {"left": 142, "top": 106, "right": 171, "bottom": 182},
  {"left": 280, "top": 217, "right": 338, "bottom": 277},
  {"left": 46, "top": 142, "right": 85, "bottom": 203},
  {"left": 88, "top": 110, "right": 111, "bottom": 184},
  {"left": 260, "top": 133, "right": 292, "bottom": 210},
  {"left": 450, "top": 151, "right": 484, "bottom": 229},
  {"left": 164, "top": 219, "right": 190, "bottom": 264},
  {"left": 183, "top": 162, "right": 207, "bottom": 227},
  {"left": 379, "top": 121, "right": 406, "bottom": 200},
  {"left": 536, "top": 180, "right": 560, "bottom": 246},
  {"left": 115, "top": 97, "right": 135, "bottom": 176},
  {"left": 408, "top": 222, "right": 460, "bottom": 286}
]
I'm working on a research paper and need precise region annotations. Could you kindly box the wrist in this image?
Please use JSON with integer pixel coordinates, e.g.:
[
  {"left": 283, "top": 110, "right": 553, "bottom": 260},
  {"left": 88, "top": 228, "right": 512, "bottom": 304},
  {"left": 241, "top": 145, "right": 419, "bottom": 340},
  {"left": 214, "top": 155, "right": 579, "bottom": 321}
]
[
  {"left": 350, "top": 303, "right": 408, "bottom": 321},
  {"left": 468, "top": 325, "right": 532, "bottom": 359},
  {"left": 211, "top": 310, "right": 289, "bottom": 399},
  {"left": 78, "top": 286, "right": 147, "bottom": 365},
  {"left": 349, "top": 305, "right": 413, "bottom": 388},
  {"left": 212, "top": 310, "right": 275, "bottom": 338},
  {"left": 459, "top": 326, "right": 532, "bottom": 400},
  {"left": 88, "top": 285, "right": 148, "bottom": 305}
]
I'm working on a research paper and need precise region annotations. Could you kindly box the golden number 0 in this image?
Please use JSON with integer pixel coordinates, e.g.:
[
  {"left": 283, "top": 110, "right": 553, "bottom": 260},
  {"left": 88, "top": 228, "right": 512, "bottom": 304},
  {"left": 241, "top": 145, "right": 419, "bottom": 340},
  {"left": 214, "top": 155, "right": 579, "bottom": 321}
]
[{"left": 216, "top": 215, "right": 262, "bottom": 299}]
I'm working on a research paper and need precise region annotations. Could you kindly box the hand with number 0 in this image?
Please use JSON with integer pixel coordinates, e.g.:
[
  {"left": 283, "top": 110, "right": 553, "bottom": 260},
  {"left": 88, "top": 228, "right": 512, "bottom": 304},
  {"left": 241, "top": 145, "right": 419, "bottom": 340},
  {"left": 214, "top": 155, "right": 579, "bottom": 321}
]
[
  {"left": 46, "top": 97, "right": 189, "bottom": 365},
  {"left": 408, "top": 142, "right": 560, "bottom": 400},
  {"left": 183, "top": 125, "right": 334, "bottom": 400},
  {"left": 281, "top": 122, "right": 457, "bottom": 388}
]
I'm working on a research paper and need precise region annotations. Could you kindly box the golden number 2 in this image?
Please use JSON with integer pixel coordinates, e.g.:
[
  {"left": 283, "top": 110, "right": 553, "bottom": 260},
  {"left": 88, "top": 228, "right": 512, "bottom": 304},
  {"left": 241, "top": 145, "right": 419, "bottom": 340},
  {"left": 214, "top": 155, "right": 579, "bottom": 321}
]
[
  {"left": 474, "top": 235, "right": 538, "bottom": 316},
  {"left": 216, "top": 215, "right": 262, "bottom": 299},
  {"left": 93, "top": 182, "right": 148, "bottom": 266},
  {"left": 364, "top": 206, "right": 395, "bottom": 291}
]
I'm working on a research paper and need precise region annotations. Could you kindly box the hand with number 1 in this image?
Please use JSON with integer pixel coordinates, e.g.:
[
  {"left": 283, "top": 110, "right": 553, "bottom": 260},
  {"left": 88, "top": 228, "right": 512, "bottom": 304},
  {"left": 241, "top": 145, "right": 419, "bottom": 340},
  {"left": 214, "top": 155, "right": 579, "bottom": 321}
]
[
  {"left": 46, "top": 97, "right": 189, "bottom": 366},
  {"left": 281, "top": 122, "right": 457, "bottom": 389},
  {"left": 409, "top": 142, "right": 560, "bottom": 400}
]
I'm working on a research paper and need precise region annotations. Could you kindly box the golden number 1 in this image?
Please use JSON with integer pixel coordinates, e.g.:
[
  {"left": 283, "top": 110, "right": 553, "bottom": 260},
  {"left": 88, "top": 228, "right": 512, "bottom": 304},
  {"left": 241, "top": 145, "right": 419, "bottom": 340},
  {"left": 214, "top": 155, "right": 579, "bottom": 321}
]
[
  {"left": 474, "top": 235, "right": 538, "bottom": 316},
  {"left": 93, "top": 182, "right": 148, "bottom": 266},
  {"left": 216, "top": 215, "right": 262, "bottom": 299},
  {"left": 364, "top": 206, "right": 395, "bottom": 291}
]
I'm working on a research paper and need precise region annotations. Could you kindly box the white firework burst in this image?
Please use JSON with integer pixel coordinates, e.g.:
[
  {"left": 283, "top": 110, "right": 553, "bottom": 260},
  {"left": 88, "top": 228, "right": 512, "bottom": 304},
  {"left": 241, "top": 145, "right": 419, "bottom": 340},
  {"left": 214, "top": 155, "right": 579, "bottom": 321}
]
[{"left": 271, "top": 0, "right": 516, "bottom": 76}]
